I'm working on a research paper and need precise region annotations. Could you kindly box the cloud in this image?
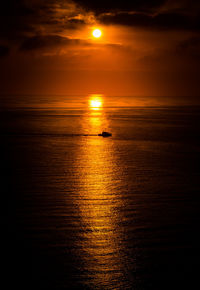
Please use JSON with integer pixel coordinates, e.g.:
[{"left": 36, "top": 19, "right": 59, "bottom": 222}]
[
  {"left": 0, "top": 0, "right": 95, "bottom": 57},
  {"left": 20, "top": 35, "right": 91, "bottom": 52},
  {"left": 74, "top": 0, "right": 200, "bottom": 31},
  {"left": 0, "top": 1, "right": 91, "bottom": 43},
  {"left": 75, "top": 0, "right": 166, "bottom": 14},
  {"left": 76, "top": 0, "right": 200, "bottom": 17},
  {"left": 99, "top": 11, "right": 200, "bottom": 30}
]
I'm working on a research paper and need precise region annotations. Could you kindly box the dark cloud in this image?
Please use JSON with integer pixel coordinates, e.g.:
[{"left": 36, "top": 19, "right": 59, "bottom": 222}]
[
  {"left": 67, "top": 18, "right": 86, "bottom": 25},
  {"left": 20, "top": 35, "right": 90, "bottom": 51},
  {"left": 20, "top": 35, "right": 70, "bottom": 51},
  {"left": 0, "top": 1, "right": 39, "bottom": 37},
  {"left": 0, "top": 0, "right": 86, "bottom": 43},
  {"left": 76, "top": 0, "right": 200, "bottom": 16},
  {"left": 75, "top": 0, "right": 165, "bottom": 14},
  {"left": 75, "top": 0, "right": 200, "bottom": 31},
  {"left": 19, "top": 34, "right": 121, "bottom": 53},
  {"left": 99, "top": 11, "right": 200, "bottom": 30}
]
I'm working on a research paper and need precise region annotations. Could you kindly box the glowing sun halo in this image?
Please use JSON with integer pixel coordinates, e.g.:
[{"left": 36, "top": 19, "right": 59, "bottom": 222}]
[
  {"left": 90, "top": 99, "right": 102, "bottom": 110},
  {"left": 92, "top": 29, "right": 102, "bottom": 38}
]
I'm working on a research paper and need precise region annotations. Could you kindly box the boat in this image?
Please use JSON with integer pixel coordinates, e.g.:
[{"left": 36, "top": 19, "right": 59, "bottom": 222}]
[{"left": 98, "top": 131, "right": 112, "bottom": 137}]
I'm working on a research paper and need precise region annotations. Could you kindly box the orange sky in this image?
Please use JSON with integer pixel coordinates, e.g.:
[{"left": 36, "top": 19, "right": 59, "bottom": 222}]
[{"left": 0, "top": 0, "right": 200, "bottom": 98}]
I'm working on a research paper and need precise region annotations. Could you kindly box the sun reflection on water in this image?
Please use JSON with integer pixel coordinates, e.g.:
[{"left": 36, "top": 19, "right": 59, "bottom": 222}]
[
  {"left": 89, "top": 94, "right": 103, "bottom": 111},
  {"left": 82, "top": 95, "right": 109, "bottom": 135},
  {"left": 73, "top": 96, "right": 128, "bottom": 288}
]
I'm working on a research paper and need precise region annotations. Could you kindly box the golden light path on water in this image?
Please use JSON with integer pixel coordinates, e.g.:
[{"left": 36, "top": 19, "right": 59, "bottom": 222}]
[{"left": 73, "top": 95, "right": 130, "bottom": 289}]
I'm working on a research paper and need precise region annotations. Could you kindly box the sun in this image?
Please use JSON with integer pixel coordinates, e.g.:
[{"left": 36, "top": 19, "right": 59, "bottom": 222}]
[{"left": 92, "top": 29, "right": 102, "bottom": 38}]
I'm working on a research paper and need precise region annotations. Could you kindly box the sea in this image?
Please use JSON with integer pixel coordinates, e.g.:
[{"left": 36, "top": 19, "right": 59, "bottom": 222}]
[{"left": 1, "top": 95, "right": 200, "bottom": 289}]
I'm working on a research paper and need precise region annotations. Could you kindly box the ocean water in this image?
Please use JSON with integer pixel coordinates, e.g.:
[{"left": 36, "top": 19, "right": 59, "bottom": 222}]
[{"left": 1, "top": 97, "right": 200, "bottom": 289}]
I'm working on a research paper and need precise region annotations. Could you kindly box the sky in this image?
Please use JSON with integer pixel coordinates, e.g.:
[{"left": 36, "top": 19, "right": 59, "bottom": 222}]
[{"left": 0, "top": 0, "right": 200, "bottom": 98}]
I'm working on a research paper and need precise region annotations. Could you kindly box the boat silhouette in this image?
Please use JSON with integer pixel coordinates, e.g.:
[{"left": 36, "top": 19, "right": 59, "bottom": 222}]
[{"left": 98, "top": 131, "right": 112, "bottom": 137}]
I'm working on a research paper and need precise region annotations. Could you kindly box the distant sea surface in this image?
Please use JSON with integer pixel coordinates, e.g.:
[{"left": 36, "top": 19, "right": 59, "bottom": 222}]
[{"left": 1, "top": 96, "right": 200, "bottom": 289}]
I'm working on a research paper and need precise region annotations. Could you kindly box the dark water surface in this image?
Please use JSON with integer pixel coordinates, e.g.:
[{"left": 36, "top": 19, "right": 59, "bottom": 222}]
[{"left": 1, "top": 100, "right": 200, "bottom": 289}]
